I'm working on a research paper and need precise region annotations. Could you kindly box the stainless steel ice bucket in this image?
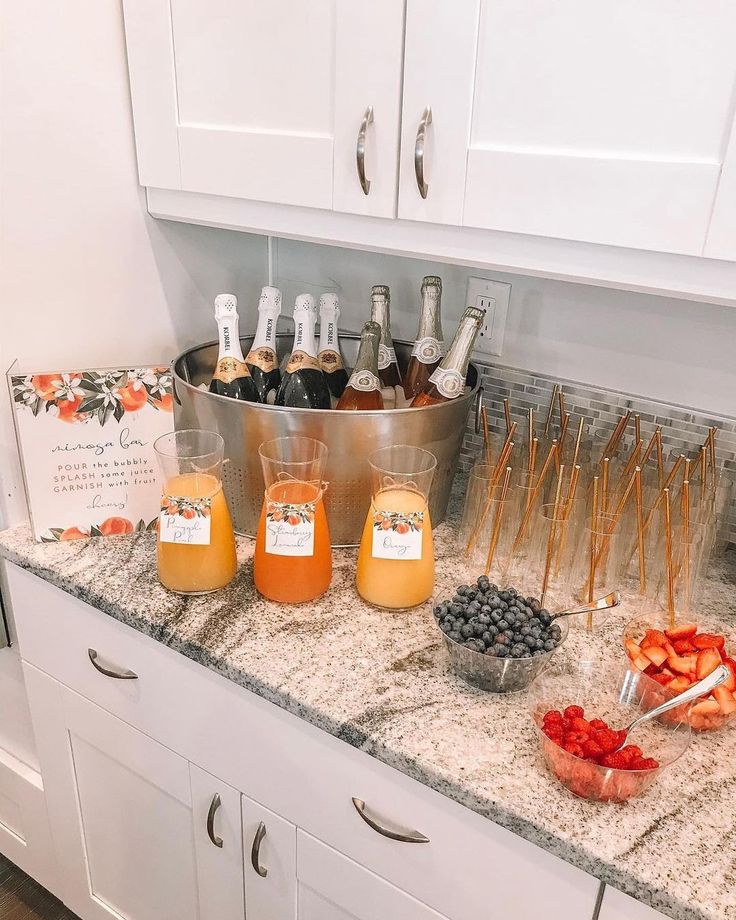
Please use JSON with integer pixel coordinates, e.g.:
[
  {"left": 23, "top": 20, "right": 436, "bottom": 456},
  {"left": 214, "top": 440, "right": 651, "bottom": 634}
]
[{"left": 172, "top": 334, "right": 482, "bottom": 545}]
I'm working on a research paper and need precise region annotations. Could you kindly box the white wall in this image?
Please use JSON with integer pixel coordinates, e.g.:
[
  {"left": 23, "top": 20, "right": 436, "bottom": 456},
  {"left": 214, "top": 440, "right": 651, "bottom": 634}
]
[{"left": 272, "top": 240, "right": 736, "bottom": 418}]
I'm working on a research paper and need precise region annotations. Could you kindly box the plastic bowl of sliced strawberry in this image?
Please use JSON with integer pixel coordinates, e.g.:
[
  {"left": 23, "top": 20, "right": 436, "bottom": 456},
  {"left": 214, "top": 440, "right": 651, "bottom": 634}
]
[
  {"left": 529, "top": 660, "right": 691, "bottom": 802},
  {"left": 623, "top": 617, "right": 736, "bottom": 732}
]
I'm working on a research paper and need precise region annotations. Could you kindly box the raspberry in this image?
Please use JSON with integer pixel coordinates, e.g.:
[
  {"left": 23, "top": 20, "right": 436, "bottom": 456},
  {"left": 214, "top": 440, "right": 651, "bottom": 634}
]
[
  {"left": 564, "top": 705, "right": 584, "bottom": 720},
  {"left": 542, "top": 723, "right": 563, "bottom": 740},
  {"left": 600, "top": 752, "right": 628, "bottom": 769},
  {"left": 582, "top": 740, "right": 604, "bottom": 760},
  {"left": 569, "top": 717, "right": 591, "bottom": 734},
  {"left": 543, "top": 709, "right": 563, "bottom": 725},
  {"left": 635, "top": 758, "right": 660, "bottom": 771},
  {"left": 564, "top": 742, "right": 585, "bottom": 758},
  {"left": 567, "top": 730, "right": 589, "bottom": 744},
  {"left": 589, "top": 719, "right": 608, "bottom": 730},
  {"left": 593, "top": 729, "right": 627, "bottom": 753}
]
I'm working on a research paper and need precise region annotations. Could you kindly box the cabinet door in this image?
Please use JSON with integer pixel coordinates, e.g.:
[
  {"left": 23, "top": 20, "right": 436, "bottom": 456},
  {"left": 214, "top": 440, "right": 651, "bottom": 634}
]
[
  {"left": 599, "top": 885, "right": 667, "bottom": 920},
  {"left": 297, "top": 831, "right": 446, "bottom": 920},
  {"left": 122, "top": 0, "right": 404, "bottom": 217},
  {"left": 399, "top": 0, "right": 736, "bottom": 256},
  {"left": 242, "top": 795, "right": 297, "bottom": 920},
  {"left": 22, "top": 664, "right": 243, "bottom": 920}
]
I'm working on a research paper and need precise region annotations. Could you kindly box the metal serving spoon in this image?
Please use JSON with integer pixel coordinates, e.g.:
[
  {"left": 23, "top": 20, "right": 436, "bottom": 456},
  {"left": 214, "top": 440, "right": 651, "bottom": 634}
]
[
  {"left": 611, "top": 664, "right": 730, "bottom": 752},
  {"left": 550, "top": 590, "right": 621, "bottom": 621}
]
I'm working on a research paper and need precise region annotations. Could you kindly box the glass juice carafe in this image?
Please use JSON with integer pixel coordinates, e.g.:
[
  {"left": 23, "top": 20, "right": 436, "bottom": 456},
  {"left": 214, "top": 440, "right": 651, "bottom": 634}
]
[
  {"left": 254, "top": 437, "right": 332, "bottom": 603},
  {"left": 356, "top": 445, "right": 437, "bottom": 609},
  {"left": 155, "top": 429, "right": 237, "bottom": 594}
]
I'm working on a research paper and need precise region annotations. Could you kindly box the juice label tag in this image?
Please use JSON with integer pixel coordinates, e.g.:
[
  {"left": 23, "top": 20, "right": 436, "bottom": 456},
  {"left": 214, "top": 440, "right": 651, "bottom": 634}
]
[
  {"left": 377, "top": 345, "right": 397, "bottom": 370},
  {"left": 318, "top": 349, "right": 345, "bottom": 373},
  {"left": 265, "top": 500, "right": 315, "bottom": 556},
  {"left": 159, "top": 496, "right": 212, "bottom": 545},
  {"left": 428, "top": 367, "right": 464, "bottom": 399},
  {"left": 245, "top": 347, "right": 278, "bottom": 373},
  {"left": 372, "top": 510, "right": 424, "bottom": 560},
  {"left": 411, "top": 336, "right": 444, "bottom": 364},
  {"left": 348, "top": 370, "right": 381, "bottom": 393},
  {"left": 285, "top": 351, "right": 321, "bottom": 374}
]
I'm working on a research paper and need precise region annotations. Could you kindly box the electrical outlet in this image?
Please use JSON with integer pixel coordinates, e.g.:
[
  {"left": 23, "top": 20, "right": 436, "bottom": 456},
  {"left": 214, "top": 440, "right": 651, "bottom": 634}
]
[{"left": 465, "top": 278, "right": 511, "bottom": 357}]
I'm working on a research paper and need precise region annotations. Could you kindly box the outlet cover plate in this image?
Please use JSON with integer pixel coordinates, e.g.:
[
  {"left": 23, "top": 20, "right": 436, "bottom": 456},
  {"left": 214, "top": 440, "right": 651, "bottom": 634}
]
[{"left": 466, "top": 278, "right": 511, "bottom": 357}]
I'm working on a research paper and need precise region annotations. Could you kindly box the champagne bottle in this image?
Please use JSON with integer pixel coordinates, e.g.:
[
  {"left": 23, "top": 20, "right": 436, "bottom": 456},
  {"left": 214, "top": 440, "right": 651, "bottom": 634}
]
[
  {"left": 318, "top": 293, "right": 349, "bottom": 401},
  {"left": 336, "top": 321, "right": 384, "bottom": 410},
  {"left": 209, "top": 293, "right": 260, "bottom": 402},
  {"left": 403, "top": 275, "right": 445, "bottom": 400},
  {"left": 370, "top": 285, "right": 402, "bottom": 391},
  {"left": 245, "top": 285, "right": 282, "bottom": 403},
  {"left": 411, "top": 306, "right": 485, "bottom": 407},
  {"left": 275, "top": 294, "right": 332, "bottom": 410}
]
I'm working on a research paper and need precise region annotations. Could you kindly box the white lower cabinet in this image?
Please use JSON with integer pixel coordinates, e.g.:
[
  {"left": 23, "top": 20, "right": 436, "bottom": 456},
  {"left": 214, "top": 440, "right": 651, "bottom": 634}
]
[
  {"left": 297, "top": 831, "right": 446, "bottom": 920},
  {"left": 22, "top": 664, "right": 243, "bottom": 920},
  {"left": 599, "top": 885, "right": 667, "bottom": 920},
  {"left": 242, "top": 795, "right": 296, "bottom": 920}
]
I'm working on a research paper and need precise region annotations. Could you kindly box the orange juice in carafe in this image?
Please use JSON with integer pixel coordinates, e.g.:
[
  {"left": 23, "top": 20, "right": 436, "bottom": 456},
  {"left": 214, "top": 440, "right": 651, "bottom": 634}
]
[
  {"left": 355, "top": 445, "right": 437, "bottom": 610},
  {"left": 154, "top": 430, "right": 237, "bottom": 594}
]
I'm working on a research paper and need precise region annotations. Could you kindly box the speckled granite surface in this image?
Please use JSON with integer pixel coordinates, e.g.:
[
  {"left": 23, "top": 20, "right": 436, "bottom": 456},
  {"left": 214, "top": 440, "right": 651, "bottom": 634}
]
[{"left": 0, "top": 492, "right": 734, "bottom": 920}]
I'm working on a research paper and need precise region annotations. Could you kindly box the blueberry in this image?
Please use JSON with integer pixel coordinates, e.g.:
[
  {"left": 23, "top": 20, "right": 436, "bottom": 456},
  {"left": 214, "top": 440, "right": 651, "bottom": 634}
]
[
  {"left": 523, "top": 634, "right": 536, "bottom": 647},
  {"left": 448, "top": 631, "right": 462, "bottom": 643},
  {"left": 497, "top": 620, "right": 509, "bottom": 631},
  {"left": 544, "top": 639, "right": 557, "bottom": 651},
  {"left": 539, "top": 611, "right": 552, "bottom": 626},
  {"left": 489, "top": 598, "right": 501, "bottom": 610},
  {"left": 492, "top": 644, "right": 508, "bottom": 657},
  {"left": 496, "top": 633, "right": 509, "bottom": 645},
  {"left": 472, "top": 623, "right": 485, "bottom": 637},
  {"left": 478, "top": 613, "right": 491, "bottom": 626}
]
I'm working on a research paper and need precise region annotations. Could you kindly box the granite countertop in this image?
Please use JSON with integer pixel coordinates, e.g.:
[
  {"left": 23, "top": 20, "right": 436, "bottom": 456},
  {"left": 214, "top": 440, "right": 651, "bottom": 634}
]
[{"left": 1, "top": 491, "right": 735, "bottom": 920}]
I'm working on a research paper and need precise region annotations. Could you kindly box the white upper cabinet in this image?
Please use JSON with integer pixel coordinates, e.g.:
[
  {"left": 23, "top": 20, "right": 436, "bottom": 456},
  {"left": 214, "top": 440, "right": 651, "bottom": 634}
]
[
  {"left": 122, "top": 0, "right": 405, "bottom": 216},
  {"left": 398, "top": 0, "right": 736, "bottom": 256}
]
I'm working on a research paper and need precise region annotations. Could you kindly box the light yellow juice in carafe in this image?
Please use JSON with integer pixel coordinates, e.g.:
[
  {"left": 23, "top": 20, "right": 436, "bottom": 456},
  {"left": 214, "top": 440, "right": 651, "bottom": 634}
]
[
  {"left": 157, "top": 472, "right": 237, "bottom": 593},
  {"left": 356, "top": 487, "right": 434, "bottom": 609}
]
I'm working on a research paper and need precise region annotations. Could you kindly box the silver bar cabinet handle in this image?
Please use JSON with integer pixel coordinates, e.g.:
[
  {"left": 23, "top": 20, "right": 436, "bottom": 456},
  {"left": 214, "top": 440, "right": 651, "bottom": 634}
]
[
  {"left": 87, "top": 648, "right": 138, "bottom": 680},
  {"left": 356, "top": 105, "right": 374, "bottom": 196},
  {"left": 414, "top": 106, "right": 432, "bottom": 199},
  {"left": 351, "top": 797, "right": 429, "bottom": 844},
  {"left": 207, "top": 794, "right": 223, "bottom": 848},
  {"left": 251, "top": 821, "right": 268, "bottom": 877}
]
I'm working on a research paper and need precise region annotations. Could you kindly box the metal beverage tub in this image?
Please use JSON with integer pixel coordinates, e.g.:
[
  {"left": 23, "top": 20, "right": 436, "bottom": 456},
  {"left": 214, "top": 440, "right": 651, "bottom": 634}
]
[{"left": 172, "top": 334, "right": 482, "bottom": 545}]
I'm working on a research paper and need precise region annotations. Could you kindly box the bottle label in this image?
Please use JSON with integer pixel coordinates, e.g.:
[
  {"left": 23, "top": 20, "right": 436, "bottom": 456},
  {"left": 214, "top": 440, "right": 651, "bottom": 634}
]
[
  {"left": 371, "top": 509, "right": 424, "bottom": 560},
  {"left": 159, "top": 496, "right": 212, "bottom": 546},
  {"left": 265, "top": 499, "right": 315, "bottom": 556},
  {"left": 285, "top": 351, "right": 321, "bottom": 374},
  {"left": 348, "top": 370, "right": 380, "bottom": 393},
  {"left": 429, "top": 367, "right": 464, "bottom": 400},
  {"left": 318, "top": 349, "right": 345, "bottom": 374},
  {"left": 411, "top": 337, "right": 443, "bottom": 365},
  {"left": 246, "top": 347, "right": 278, "bottom": 373},
  {"left": 213, "top": 357, "right": 252, "bottom": 384},
  {"left": 378, "top": 345, "right": 397, "bottom": 370}
]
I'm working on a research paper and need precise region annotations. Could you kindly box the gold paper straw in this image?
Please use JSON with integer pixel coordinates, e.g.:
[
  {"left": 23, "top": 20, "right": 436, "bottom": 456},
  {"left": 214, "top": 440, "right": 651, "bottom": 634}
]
[
  {"left": 466, "top": 423, "right": 517, "bottom": 555},
  {"left": 511, "top": 441, "right": 558, "bottom": 552},
  {"left": 635, "top": 466, "right": 646, "bottom": 594},
  {"left": 484, "top": 466, "right": 512, "bottom": 576},
  {"left": 529, "top": 437, "right": 539, "bottom": 476},
  {"left": 641, "top": 425, "right": 661, "bottom": 471},
  {"left": 664, "top": 488, "right": 675, "bottom": 630},
  {"left": 634, "top": 414, "right": 641, "bottom": 444},
  {"left": 601, "top": 458, "right": 610, "bottom": 513},
  {"left": 603, "top": 411, "right": 631, "bottom": 459},
  {"left": 587, "top": 477, "right": 600, "bottom": 612},
  {"left": 656, "top": 429, "right": 664, "bottom": 487},
  {"left": 708, "top": 427, "right": 717, "bottom": 488},
  {"left": 541, "top": 465, "right": 566, "bottom": 606},
  {"left": 558, "top": 391, "right": 566, "bottom": 437},
  {"left": 503, "top": 398, "right": 512, "bottom": 434},
  {"left": 682, "top": 479, "right": 690, "bottom": 610},
  {"left": 570, "top": 417, "right": 585, "bottom": 474},
  {"left": 481, "top": 405, "right": 492, "bottom": 465},
  {"left": 554, "top": 464, "right": 581, "bottom": 577},
  {"left": 544, "top": 385, "right": 560, "bottom": 438},
  {"left": 527, "top": 407, "right": 534, "bottom": 472}
]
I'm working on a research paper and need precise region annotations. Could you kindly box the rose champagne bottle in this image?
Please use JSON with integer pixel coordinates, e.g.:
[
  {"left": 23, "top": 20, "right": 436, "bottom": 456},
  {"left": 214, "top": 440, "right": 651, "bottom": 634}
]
[
  {"left": 275, "top": 294, "right": 332, "bottom": 409},
  {"left": 318, "top": 293, "right": 349, "bottom": 402},
  {"left": 245, "top": 285, "right": 282, "bottom": 403},
  {"left": 336, "top": 321, "right": 384, "bottom": 410},
  {"left": 410, "top": 306, "right": 485, "bottom": 407},
  {"left": 370, "top": 285, "right": 402, "bottom": 405},
  {"left": 403, "top": 275, "right": 445, "bottom": 400},
  {"left": 209, "top": 294, "right": 260, "bottom": 402}
]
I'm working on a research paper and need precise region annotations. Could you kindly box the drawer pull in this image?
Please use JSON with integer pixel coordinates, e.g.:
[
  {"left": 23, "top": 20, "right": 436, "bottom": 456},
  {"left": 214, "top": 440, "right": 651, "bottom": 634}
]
[
  {"left": 356, "top": 105, "right": 374, "bottom": 195},
  {"left": 251, "top": 821, "right": 268, "bottom": 877},
  {"left": 414, "top": 106, "right": 432, "bottom": 199},
  {"left": 87, "top": 648, "right": 138, "bottom": 680},
  {"left": 351, "top": 797, "right": 429, "bottom": 844},
  {"left": 207, "top": 794, "right": 223, "bottom": 848}
]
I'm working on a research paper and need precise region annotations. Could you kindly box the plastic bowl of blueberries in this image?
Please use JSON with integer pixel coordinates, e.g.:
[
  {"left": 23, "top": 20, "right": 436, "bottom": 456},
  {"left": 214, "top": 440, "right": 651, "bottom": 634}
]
[{"left": 432, "top": 575, "right": 568, "bottom": 693}]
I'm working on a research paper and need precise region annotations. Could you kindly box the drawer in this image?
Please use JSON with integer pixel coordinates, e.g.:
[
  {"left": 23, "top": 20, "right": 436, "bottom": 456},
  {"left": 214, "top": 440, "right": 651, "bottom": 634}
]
[{"left": 10, "top": 565, "right": 598, "bottom": 920}]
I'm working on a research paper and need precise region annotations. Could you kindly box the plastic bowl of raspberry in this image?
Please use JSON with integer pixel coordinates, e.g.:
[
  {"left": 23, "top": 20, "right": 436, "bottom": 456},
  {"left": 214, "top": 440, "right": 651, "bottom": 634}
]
[
  {"left": 622, "top": 615, "right": 736, "bottom": 733},
  {"left": 528, "top": 660, "right": 692, "bottom": 803}
]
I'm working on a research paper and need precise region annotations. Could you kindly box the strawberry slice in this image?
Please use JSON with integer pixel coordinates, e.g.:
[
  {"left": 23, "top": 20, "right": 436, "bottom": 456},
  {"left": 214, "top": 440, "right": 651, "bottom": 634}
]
[
  {"left": 642, "top": 646, "right": 668, "bottom": 667},
  {"left": 691, "top": 699, "right": 720, "bottom": 715},
  {"left": 722, "top": 658, "right": 736, "bottom": 692},
  {"left": 713, "top": 686, "right": 736, "bottom": 716},
  {"left": 696, "top": 647, "right": 722, "bottom": 680},
  {"left": 667, "top": 676, "right": 692, "bottom": 693},
  {"left": 666, "top": 655, "right": 694, "bottom": 676},
  {"left": 651, "top": 672, "right": 673, "bottom": 686},
  {"left": 665, "top": 622, "right": 698, "bottom": 641},
  {"left": 625, "top": 640, "right": 643, "bottom": 660},
  {"left": 673, "top": 638, "right": 697, "bottom": 654},
  {"left": 632, "top": 654, "right": 651, "bottom": 672},
  {"left": 641, "top": 629, "right": 668, "bottom": 649},
  {"left": 693, "top": 633, "right": 726, "bottom": 651}
]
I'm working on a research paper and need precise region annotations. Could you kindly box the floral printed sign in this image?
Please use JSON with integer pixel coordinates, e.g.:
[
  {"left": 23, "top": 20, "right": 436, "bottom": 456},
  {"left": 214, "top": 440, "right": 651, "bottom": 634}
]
[
  {"left": 9, "top": 366, "right": 174, "bottom": 542},
  {"left": 265, "top": 499, "right": 316, "bottom": 556},
  {"left": 371, "top": 509, "right": 424, "bottom": 560}
]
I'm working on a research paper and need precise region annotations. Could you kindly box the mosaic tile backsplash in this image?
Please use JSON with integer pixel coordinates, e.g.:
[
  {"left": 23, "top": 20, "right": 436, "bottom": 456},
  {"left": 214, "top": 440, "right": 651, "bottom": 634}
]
[{"left": 460, "top": 360, "right": 736, "bottom": 548}]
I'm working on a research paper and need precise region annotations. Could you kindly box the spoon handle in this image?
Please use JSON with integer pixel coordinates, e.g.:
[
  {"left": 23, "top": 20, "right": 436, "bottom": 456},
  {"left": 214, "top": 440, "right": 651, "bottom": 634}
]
[{"left": 626, "top": 664, "right": 730, "bottom": 736}]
